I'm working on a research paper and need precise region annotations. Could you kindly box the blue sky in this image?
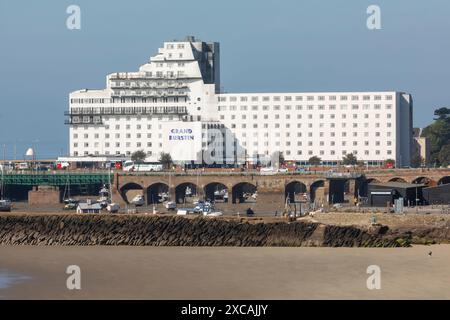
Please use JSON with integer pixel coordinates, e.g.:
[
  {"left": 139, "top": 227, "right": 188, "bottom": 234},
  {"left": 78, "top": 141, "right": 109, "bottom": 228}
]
[{"left": 0, "top": 0, "right": 449, "bottom": 158}]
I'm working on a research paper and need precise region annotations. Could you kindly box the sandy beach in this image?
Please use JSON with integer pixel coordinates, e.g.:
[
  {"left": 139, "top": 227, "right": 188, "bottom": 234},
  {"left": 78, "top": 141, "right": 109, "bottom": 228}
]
[{"left": 1, "top": 245, "right": 449, "bottom": 300}]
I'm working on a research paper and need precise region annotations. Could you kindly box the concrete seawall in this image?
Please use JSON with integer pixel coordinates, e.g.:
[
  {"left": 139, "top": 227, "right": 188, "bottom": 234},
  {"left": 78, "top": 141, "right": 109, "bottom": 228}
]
[{"left": 0, "top": 214, "right": 408, "bottom": 247}]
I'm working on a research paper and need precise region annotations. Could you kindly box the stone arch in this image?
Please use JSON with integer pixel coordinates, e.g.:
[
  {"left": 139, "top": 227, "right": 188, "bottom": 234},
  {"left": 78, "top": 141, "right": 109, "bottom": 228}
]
[
  {"left": 232, "top": 182, "right": 257, "bottom": 204},
  {"left": 119, "top": 182, "right": 144, "bottom": 204},
  {"left": 411, "top": 177, "right": 436, "bottom": 187},
  {"left": 366, "top": 178, "right": 380, "bottom": 184},
  {"left": 204, "top": 182, "right": 229, "bottom": 203},
  {"left": 438, "top": 176, "right": 450, "bottom": 185},
  {"left": 175, "top": 182, "right": 198, "bottom": 204},
  {"left": 147, "top": 182, "right": 169, "bottom": 204},
  {"left": 388, "top": 177, "right": 407, "bottom": 183},
  {"left": 310, "top": 180, "right": 325, "bottom": 203},
  {"left": 285, "top": 181, "right": 307, "bottom": 203}
]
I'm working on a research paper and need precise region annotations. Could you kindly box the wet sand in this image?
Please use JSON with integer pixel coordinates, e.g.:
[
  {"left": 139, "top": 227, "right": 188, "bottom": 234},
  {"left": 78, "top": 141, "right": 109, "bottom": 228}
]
[{"left": 1, "top": 245, "right": 449, "bottom": 299}]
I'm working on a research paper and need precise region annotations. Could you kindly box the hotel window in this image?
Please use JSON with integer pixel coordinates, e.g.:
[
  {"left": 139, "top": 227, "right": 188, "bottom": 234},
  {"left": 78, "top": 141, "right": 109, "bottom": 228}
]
[
  {"left": 275, "top": 124, "right": 280, "bottom": 128},
  {"left": 329, "top": 96, "right": 337, "bottom": 101},
  {"left": 387, "top": 141, "right": 392, "bottom": 146},
  {"left": 252, "top": 106, "right": 258, "bottom": 111},
  {"left": 285, "top": 105, "right": 292, "bottom": 110},
  {"left": 275, "top": 115, "right": 280, "bottom": 119},
  {"left": 308, "top": 133, "right": 313, "bottom": 137},
  {"left": 340, "top": 96, "right": 348, "bottom": 101},
  {"left": 387, "top": 123, "right": 392, "bottom": 127},
  {"left": 308, "top": 142, "right": 313, "bottom": 146},
  {"left": 242, "top": 124, "right": 246, "bottom": 128},
  {"left": 342, "top": 132, "right": 347, "bottom": 137},
  {"left": 375, "top": 123, "right": 380, "bottom": 128},
  {"left": 230, "top": 97, "right": 237, "bottom": 102},
  {"left": 220, "top": 115, "right": 225, "bottom": 120},
  {"left": 387, "top": 114, "right": 392, "bottom": 119},
  {"left": 364, "top": 114, "right": 369, "bottom": 119},
  {"left": 274, "top": 105, "right": 280, "bottom": 111},
  {"left": 296, "top": 105, "right": 302, "bottom": 110},
  {"left": 329, "top": 105, "right": 336, "bottom": 110},
  {"left": 297, "top": 123, "right": 302, "bottom": 128},
  {"left": 331, "top": 151, "right": 335, "bottom": 155},
  {"left": 363, "top": 95, "right": 370, "bottom": 101},
  {"left": 353, "top": 141, "right": 358, "bottom": 146},
  {"left": 240, "top": 106, "right": 247, "bottom": 111},
  {"left": 251, "top": 96, "right": 259, "bottom": 102},
  {"left": 320, "top": 141, "right": 324, "bottom": 146},
  {"left": 115, "top": 133, "right": 120, "bottom": 138},
  {"left": 352, "top": 105, "right": 359, "bottom": 110},
  {"left": 330, "top": 141, "right": 335, "bottom": 146},
  {"left": 386, "top": 95, "right": 393, "bottom": 100},
  {"left": 308, "top": 123, "right": 313, "bottom": 128},
  {"left": 352, "top": 96, "right": 359, "bottom": 101},
  {"left": 342, "top": 114, "right": 347, "bottom": 119},
  {"left": 264, "top": 124, "right": 268, "bottom": 128},
  {"left": 84, "top": 134, "right": 88, "bottom": 138},
  {"left": 73, "top": 134, "right": 78, "bottom": 139},
  {"left": 353, "top": 123, "right": 358, "bottom": 128},
  {"left": 375, "top": 132, "right": 380, "bottom": 137},
  {"left": 73, "top": 143, "right": 78, "bottom": 147},
  {"left": 297, "top": 141, "right": 302, "bottom": 146},
  {"left": 286, "top": 115, "right": 291, "bottom": 119},
  {"left": 297, "top": 132, "right": 302, "bottom": 137},
  {"left": 307, "top": 105, "right": 313, "bottom": 110},
  {"left": 318, "top": 96, "right": 325, "bottom": 101},
  {"left": 308, "top": 151, "right": 313, "bottom": 155},
  {"left": 240, "top": 97, "right": 247, "bottom": 102},
  {"left": 376, "top": 150, "right": 380, "bottom": 155},
  {"left": 284, "top": 96, "right": 292, "bottom": 101},
  {"left": 330, "top": 123, "right": 335, "bottom": 128},
  {"left": 307, "top": 96, "right": 314, "bottom": 101},
  {"left": 295, "top": 96, "right": 303, "bottom": 101},
  {"left": 318, "top": 105, "right": 325, "bottom": 110},
  {"left": 374, "top": 95, "right": 382, "bottom": 100},
  {"left": 263, "top": 105, "right": 269, "bottom": 111},
  {"left": 230, "top": 106, "right": 237, "bottom": 111},
  {"left": 330, "top": 132, "right": 335, "bottom": 137},
  {"left": 387, "top": 150, "right": 392, "bottom": 155},
  {"left": 374, "top": 104, "right": 381, "bottom": 110},
  {"left": 231, "top": 115, "right": 236, "bottom": 120},
  {"left": 274, "top": 96, "right": 281, "bottom": 101},
  {"left": 353, "top": 114, "right": 358, "bottom": 119},
  {"left": 263, "top": 96, "right": 270, "bottom": 101},
  {"left": 340, "top": 105, "right": 347, "bottom": 110},
  {"left": 264, "top": 115, "right": 268, "bottom": 119},
  {"left": 342, "top": 123, "right": 346, "bottom": 128}
]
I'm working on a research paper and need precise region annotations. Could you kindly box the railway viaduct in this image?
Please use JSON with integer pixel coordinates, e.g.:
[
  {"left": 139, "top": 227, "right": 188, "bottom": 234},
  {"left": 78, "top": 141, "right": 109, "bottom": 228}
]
[{"left": 111, "top": 169, "right": 450, "bottom": 212}]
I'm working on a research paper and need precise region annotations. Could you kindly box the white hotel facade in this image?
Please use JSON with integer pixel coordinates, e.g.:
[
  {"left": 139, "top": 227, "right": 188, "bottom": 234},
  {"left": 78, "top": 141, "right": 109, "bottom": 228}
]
[{"left": 66, "top": 36, "right": 413, "bottom": 166}]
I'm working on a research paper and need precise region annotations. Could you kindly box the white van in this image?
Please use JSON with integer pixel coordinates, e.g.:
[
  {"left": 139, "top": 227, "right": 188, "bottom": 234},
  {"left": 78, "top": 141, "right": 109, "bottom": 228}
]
[{"left": 123, "top": 161, "right": 163, "bottom": 172}]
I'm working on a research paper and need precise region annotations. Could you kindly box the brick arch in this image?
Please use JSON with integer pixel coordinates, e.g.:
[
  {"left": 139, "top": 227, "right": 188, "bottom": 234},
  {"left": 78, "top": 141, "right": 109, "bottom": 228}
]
[
  {"left": 285, "top": 181, "right": 307, "bottom": 203},
  {"left": 204, "top": 182, "right": 228, "bottom": 202},
  {"left": 146, "top": 182, "right": 170, "bottom": 204},
  {"left": 119, "top": 182, "right": 144, "bottom": 204},
  {"left": 410, "top": 176, "right": 436, "bottom": 187},
  {"left": 232, "top": 182, "right": 257, "bottom": 204},
  {"left": 310, "top": 180, "right": 325, "bottom": 203},
  {"left": 388, "top": 177, "right": 407, "bottom": 183},
  {"left": 175, "top": 182, "right": 199, "bottom": 204},
  {"left": 438, "top": 176, "right": 450, "bottom": 185}
]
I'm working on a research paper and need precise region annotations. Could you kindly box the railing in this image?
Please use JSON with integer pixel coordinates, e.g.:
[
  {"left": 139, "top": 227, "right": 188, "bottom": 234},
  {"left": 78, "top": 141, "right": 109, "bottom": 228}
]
[{"left": 1, "top": 172, "right": 111, "bottom": 186}]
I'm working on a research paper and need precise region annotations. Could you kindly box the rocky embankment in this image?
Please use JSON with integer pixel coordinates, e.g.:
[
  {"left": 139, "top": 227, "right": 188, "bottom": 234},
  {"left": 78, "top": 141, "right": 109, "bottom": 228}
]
[{"left": 0, "top": 214, "right": 417, "bottom": 247}]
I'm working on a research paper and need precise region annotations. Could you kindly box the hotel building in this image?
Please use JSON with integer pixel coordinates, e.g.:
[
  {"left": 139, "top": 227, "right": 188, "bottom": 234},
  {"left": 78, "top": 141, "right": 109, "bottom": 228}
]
[{"left": 66, "top": 36, "right": 413, "bottom": 166}]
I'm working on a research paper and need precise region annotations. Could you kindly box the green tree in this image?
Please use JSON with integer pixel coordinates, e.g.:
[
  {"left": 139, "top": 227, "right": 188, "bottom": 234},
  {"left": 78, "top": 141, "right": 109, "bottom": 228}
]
[
  {"left": 438, "top": 145, "right": 450, "bottom": 167},
  {"left": 434, "top": 107, "right": 450, "bottom": 120},
  {"left": 342, "top": 153, "right": 358, "bottom": 166},
  {"left": 131, "top": 150, "right": 146, "bottom": 163},
  {"left": 385, "top": 159, "right": 396, "bottom": 167},
  {"left": 308, "top": 156, "right": 321, "bottom": 166},
  {"left": 159, "top": 152, "right": 173, "bottom": 170},
  {"left": 422, "top": 108, "right": 450, "bottom": 165}
]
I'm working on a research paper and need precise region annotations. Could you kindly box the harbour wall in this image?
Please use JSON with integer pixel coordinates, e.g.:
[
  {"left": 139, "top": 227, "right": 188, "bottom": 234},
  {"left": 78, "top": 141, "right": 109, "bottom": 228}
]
[{"left": 0, "top": 214, "right": 411, "bottom": 247}]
